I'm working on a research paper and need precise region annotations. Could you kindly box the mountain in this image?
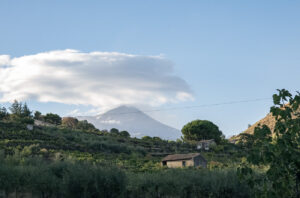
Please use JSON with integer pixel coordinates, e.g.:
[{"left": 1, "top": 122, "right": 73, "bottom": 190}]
[{"left": 77, "top": 105, "right": 182, "bottom": 140}]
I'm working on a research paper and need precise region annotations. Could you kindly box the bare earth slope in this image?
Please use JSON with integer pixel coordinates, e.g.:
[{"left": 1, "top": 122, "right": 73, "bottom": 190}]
[
  {"left": 243, "top": 112, "right": 276, "bottom": 134},
  {"left": 232, "top": 106, "right": 299, "bottom": 142}
]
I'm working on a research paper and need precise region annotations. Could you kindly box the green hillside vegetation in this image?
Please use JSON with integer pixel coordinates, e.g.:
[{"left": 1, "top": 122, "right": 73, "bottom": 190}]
[
  {"left": 1, "top": 89, "right": 299, "bottom": 197},
  {"left": 0, "top": 101, "right": 247, "bottom": 197},
  {"left": 0, "top": 117, "right": 242, "bottom": 171},
  {"left": 0, "top": 101, "right": 243, "bottom": 171}
]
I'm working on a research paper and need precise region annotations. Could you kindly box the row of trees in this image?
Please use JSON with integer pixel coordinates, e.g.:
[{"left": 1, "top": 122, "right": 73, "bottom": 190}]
[
  {"left": 0, "top": 101, "right": 33, "bottom": 124},
  {"left": 34, "top": 111, "right": 62, "bottom": 125},
  {"left": 0, "top": 156, "right": 125, "bottom": 198},
  {"left": 109, "top": 128, "right": 131, "bottom": 138},
  {"left": 0, "top": 101, "right": 103, "bottom": 133},
  {"left": 0, "top": 100, "right": 64, "bottom": 126},
  {"left": 1, "top": 101, "right": 134, "bottom": 137}
]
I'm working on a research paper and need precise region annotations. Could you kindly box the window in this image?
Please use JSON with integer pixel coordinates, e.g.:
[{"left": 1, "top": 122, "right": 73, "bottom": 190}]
[
  {"left": 182, "top": 161, "right": 186, "bottom": 167},
  {"left": 204, "top": 143, "right": 209, "bottom": 150},
  {"left": 162, "top": 161, "right": 167, "bottom": 166}
]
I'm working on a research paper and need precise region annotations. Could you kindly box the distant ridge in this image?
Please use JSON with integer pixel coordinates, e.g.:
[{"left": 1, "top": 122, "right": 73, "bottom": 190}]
[{"left": 77, "top": 105, "right": 182, "bottom": 140}]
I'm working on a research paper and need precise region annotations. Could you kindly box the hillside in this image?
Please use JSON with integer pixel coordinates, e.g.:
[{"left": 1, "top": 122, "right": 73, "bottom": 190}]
[
  {"left": 243, "top": 112, "right": 276, "bottom": 135},
  {"left": 77, "top": 105, "right": 182, "bottom": 140},
  {"left": 0, "top": 120, "right": 200, "bottom": 170},
  {"left": 0, "top": 101, "right": 242, "bottom": 170},
  {"left": 240, "top": 105, "right": 299, "bottom": 135},
  {"left": 0, "top": 102, "right": 251, "bottom": 197},
  {"left": 231, "top": 105, "right": 300, "bottom": 143}
]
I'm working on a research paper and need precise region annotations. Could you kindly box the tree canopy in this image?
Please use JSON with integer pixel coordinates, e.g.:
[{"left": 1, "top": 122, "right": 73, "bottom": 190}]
[
  {"left": 44, "top": 113, "right": 62, "bottom": 125},
  {"left": 181, "top": 120, "right": 223, "bottom": 143},
  {"left": 0, "top": 106, "right": 8, "bottom": 120},
  {"left": 119, "top": 130, "right": 130, "bottom": 138},
  {"left": 34, "top": 111, "right": 42, "bottom": 120},
  {"left": 110, "top": 128, "right": 119, "bottom": 136},
  {"left": 8, "top": 100, "right": 33, "bottom": 124}
]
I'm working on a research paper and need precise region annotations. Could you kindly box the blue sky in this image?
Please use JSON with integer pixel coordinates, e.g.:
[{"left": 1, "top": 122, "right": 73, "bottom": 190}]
[{"left": 0, "top": 1, "right": 300, "bottom": 137}]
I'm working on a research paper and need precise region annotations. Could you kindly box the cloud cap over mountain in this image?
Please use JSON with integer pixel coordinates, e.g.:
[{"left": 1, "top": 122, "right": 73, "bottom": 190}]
[{"left": 0, "top": 50, "right": 193, "bottom": 109}]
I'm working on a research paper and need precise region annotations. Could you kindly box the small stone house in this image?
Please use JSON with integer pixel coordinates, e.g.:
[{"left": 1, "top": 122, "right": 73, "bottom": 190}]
[
  {"left": 26, "top": 124, "right": 34, "bottom": 131},
  {"left": 34, "top": 119, "right": 55, "bottom": 127},
  {"left": 229, "top": 139, "right": 237, "bottom": 144},
  {"left": 161, "top": 153, "right": 207, "bottom": 168},
  {"left": 197, "top": 139, "right": 216, "bottom": 151}
]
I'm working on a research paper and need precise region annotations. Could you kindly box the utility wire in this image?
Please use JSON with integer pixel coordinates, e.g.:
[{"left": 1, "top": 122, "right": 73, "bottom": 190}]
[{"left": 104, "top": 97, "right": 272, "bottom": 116}]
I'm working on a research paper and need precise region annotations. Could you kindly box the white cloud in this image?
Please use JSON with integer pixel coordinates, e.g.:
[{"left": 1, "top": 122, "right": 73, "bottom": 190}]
[
  {"left": 0, "top": 49, "right": 193, "bottom": 110},
  {"left": 66, "top": 109, "right": 81, "bottom": 116},
  {"left": 0, "top": 55, "right": 11, "bottom": 67}
]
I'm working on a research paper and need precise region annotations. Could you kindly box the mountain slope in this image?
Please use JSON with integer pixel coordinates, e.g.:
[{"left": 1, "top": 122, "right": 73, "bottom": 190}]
[
  {"left": 77, "top": 106, "right": 182, "bottom": 140},
  {"left": 231, "top": 106, "right": 300, "bottom": 142},
  {"left": 243, "top": 112, "right": 276, "bottom": 135}
]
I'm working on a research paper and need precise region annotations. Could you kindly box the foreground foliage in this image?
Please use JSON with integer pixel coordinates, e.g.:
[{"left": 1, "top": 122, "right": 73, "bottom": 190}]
[{"left": 239, "top": 89, "right": 300, "bottom": 197}]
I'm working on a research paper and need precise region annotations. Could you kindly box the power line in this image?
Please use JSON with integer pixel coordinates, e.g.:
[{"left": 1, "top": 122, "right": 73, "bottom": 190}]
[{"left": 105, "top": 97, "right": 272, "bottom": 115}]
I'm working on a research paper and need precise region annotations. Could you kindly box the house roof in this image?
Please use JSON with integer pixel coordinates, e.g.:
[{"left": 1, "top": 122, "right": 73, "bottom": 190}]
[
  {"left": 198, "top": 139, "right": 215, "bottom": 143},
  {"left": 161, "top": 153, "right": 203, "bottom": 162}
]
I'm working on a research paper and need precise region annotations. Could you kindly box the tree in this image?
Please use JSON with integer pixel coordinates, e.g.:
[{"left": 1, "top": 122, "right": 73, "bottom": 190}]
[
  {"left": 77, "top": 120, "right": 97, "bottom": 131},
  {"left": 34, "top": 111, "right": 42, "bottom": 120},
  {"left": 9, "top": 100, "right": 22, "bottom": 116},
  {"left": 8, "top": 101, "right": 34, "bottom": 124},
  {"left": 0, "top": 107, "right": 9, "bottom": 120},
  {"left": 119, "top": 131, "right": 130, "bottom": 138},
  {"left": 21, "top": 103, "right": 32, "bottom": 118},
  {"left": 152, "top": 137, "right": 162, "bottom": 142},
  {"left": 238, "top": 89, "right": 300, "bottom": 197},
  {"left": 44, "top": 113, "right": 62, "bottom": 125},
  {"left": 141, "top": 136, "right": 152, "bottom": 141},
  {"left": 181, "top": 120, "right": 223, "bottom": 143},
  {"left": 110, "top": 128, "right": 119, "bottom": 136}
]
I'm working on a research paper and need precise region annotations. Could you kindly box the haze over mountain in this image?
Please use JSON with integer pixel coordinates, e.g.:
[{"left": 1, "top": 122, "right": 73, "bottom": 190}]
[{"left": 77, "top": 106, "right": 182, "bottom": 140}]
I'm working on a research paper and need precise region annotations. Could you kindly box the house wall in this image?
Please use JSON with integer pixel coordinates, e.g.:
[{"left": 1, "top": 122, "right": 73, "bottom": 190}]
[
  {"left": 1, "top": 191, "right": 35, "bottom": 198},
  {"left": 193, "top": 156, "right": 207, "bottom": 168},
  {"left": 197, "top": 141, "right": 217, "bottom": 151},
  {"left": 166, "top": 159, "right": 194, "bottom": 168},
  {"left": 34, "top": 119, "right": 55, "bottom": 127}
]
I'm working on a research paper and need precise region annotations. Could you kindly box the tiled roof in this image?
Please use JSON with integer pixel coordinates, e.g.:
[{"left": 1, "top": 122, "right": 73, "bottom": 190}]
[
  {"left": 161, "top": 153, "right": 202, "bottom": 161},
  {"left": 198, "top": 139, "right": 215, "bottom": 143}
]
